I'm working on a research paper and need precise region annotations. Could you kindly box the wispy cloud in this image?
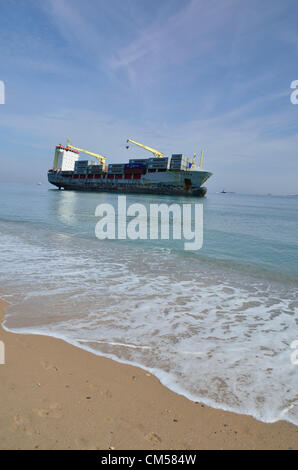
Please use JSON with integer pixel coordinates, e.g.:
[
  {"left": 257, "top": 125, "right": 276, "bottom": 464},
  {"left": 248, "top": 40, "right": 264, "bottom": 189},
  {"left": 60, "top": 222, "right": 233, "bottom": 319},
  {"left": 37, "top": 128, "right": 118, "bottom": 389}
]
[{"left": 108, "top": 0, "right": 283, "bottom": 83}]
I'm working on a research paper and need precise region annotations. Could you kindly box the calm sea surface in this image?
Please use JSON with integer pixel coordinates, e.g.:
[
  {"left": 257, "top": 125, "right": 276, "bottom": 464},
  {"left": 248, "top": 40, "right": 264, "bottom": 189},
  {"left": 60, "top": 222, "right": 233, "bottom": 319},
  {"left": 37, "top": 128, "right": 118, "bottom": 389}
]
[{"left": 0, "top": 183, "right": 298, "bottom": 424}]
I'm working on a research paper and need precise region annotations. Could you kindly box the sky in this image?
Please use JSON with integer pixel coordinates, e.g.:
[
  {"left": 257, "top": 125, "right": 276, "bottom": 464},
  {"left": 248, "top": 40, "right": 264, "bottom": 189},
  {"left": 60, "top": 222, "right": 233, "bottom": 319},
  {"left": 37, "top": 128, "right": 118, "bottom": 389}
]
[{"left": 0, "top": 0, "right": 297, "bottom": 193}]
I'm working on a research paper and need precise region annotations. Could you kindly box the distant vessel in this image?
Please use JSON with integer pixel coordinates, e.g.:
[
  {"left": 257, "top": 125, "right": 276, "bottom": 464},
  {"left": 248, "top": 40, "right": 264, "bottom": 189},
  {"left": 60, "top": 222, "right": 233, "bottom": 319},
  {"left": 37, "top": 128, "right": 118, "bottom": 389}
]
[
  {"left": 220, "top": 189, "right": 235, "bottom": 194},
  {"left": 48, "top": 139, "right": 212, "bottom": 197}
]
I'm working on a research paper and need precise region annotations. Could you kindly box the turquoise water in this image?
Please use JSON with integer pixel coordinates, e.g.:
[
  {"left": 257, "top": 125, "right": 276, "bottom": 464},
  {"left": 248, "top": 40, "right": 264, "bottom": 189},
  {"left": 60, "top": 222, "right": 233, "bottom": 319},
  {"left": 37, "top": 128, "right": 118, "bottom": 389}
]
[{"left": 0, "top": 183, "right": 298, "bottom": 425}]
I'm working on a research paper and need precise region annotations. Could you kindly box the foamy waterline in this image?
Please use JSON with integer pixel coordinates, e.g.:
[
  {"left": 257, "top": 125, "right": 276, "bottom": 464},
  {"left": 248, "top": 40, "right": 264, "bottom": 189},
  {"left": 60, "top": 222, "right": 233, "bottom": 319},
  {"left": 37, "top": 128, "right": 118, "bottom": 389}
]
[{"left": 2, "top": 310, "right": 298, "bottom": 427}]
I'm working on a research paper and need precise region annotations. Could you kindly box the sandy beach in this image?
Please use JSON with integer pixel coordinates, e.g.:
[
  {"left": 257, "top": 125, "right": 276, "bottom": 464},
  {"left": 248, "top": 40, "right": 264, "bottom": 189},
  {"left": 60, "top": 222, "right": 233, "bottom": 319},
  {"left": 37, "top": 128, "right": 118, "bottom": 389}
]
[{"left": 0, "top": 298, "right": 297, "bottom": 450}]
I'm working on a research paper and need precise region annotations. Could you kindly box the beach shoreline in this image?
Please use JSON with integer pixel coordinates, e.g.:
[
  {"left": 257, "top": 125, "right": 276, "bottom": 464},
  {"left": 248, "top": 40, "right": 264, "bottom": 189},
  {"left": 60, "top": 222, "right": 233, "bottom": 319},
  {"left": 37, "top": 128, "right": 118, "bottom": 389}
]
[{"left": 0, "top": 297, "right": 297, "bottom": 450}]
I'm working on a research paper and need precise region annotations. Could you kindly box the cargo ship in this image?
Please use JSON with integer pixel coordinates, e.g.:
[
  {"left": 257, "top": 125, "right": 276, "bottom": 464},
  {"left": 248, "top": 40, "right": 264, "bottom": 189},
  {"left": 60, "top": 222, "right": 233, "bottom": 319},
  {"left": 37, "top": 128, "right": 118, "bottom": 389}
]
[{"left": 48, "top": 139, "right": 212, "bottom": 197}]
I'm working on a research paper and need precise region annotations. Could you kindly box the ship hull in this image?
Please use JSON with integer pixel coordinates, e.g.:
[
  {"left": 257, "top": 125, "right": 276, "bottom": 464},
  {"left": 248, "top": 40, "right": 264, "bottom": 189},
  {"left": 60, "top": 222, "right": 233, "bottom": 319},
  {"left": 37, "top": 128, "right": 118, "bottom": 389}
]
[{"left": 48, "top": 169, "right": 212, "bottom": 197}]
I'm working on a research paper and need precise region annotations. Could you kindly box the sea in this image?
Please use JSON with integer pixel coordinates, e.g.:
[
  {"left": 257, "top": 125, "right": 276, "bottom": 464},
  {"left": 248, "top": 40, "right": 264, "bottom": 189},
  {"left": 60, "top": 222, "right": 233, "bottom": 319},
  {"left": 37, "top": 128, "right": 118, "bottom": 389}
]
[{"left": 0, "top": 183, "right": 298, "bottom": 425}]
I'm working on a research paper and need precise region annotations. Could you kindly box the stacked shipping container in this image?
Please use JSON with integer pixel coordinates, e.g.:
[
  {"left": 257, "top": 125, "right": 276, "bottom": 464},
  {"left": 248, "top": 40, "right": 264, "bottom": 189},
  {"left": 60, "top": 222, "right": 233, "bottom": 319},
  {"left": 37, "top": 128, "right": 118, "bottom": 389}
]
[
  {"left": 75, "top": 160, "right": 101, "bottom": 174},
  {"left": 170, "top": 154, "right": 192, "bottom": 171},
  {"left": 65, "top": 154, "right": 194, "bottom": 180},
  {"left": 148, "top": 158, "right": 169, "bottom": 170},
  {"left": 108, "top": 164, "right": 126, "bottom": 174},
  {"left": 124, "top": 162, "right": 146, "bottom": 180}
]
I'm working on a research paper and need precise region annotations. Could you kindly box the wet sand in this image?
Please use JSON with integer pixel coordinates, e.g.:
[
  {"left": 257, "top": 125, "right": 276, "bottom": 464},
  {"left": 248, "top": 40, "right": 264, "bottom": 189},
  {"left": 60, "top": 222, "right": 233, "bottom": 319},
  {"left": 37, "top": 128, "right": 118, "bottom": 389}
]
[{"left": 0, "top": 298, "right": 297, "bottom": 450}]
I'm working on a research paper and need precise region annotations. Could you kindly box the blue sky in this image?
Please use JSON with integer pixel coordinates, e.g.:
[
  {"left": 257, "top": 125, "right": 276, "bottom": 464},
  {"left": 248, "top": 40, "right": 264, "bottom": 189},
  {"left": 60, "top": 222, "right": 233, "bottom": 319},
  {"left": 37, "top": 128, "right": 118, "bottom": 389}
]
[{"left": 0, "top": 0, "right": 297, "bottom": 193}]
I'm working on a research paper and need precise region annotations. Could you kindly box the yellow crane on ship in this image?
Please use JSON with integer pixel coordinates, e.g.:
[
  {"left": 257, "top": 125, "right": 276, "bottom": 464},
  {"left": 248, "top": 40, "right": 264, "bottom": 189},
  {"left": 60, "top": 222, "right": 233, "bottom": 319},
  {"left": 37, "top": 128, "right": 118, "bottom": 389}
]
[
  {"left": 66, "top": 139, "right": 107, "bottom": 167},
  {"left": 126, "top": 138, "right": 164, "bottom": 158},
  {"left": 199, "top": 150, "right": 204, "bottom": 168},
  {"left": 189, "top": 150, "right": 204, "bottom": 169},
  {"left": 126, "top": 138, "right": 204, "bottom": 168}
]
